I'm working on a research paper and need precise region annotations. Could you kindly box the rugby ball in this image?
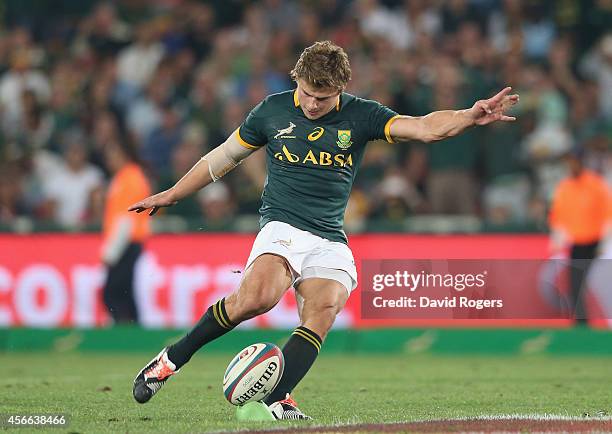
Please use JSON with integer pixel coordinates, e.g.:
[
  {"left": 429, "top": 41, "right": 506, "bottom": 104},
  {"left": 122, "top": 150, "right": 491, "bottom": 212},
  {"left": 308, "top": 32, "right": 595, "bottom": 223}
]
[{"left": 223, "top": 343, "right": 284, "bottom": 406}]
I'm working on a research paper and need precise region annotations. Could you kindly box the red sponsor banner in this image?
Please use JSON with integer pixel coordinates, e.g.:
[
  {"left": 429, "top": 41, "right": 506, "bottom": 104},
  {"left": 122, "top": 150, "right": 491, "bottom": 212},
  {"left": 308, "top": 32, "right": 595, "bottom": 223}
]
[{"left": 1, "top": 233, "right": 596, "bottom": 328}]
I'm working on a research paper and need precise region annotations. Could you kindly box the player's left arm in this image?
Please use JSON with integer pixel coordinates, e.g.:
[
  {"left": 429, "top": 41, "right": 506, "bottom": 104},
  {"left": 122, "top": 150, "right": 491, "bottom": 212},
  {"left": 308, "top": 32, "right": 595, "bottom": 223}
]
[{"left": 388, "top": 87, "right": 519, "bottom": 143}]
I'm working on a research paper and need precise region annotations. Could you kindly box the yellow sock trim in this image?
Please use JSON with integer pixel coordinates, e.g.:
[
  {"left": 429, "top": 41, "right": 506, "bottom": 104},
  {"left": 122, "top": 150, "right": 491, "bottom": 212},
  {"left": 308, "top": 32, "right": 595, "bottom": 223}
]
[
  {"left": 212, "top": 302, "right": 230, "bottom": 329},
  {"left": 293, "top": 329, "right": 321, "bottom": 352},
  {"left": 217, "top": 300, "right": 233, "bottom": 329}
]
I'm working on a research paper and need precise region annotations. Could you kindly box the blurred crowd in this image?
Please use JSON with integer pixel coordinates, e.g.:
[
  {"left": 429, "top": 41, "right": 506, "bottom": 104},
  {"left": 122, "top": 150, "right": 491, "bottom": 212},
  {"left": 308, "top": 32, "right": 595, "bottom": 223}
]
[{"left": 0, "top": 0, "right": 611, "bottom": 233}]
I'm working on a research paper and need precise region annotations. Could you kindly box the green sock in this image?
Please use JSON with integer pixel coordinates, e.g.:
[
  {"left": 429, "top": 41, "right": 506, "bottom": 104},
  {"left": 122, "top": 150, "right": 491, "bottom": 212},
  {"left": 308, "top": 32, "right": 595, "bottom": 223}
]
[
  {"left": 264, "top": 326, "right": 322, "bottom": 404},
  {"left": 167, "top": 298, "right": 235, "bottom": 368}
]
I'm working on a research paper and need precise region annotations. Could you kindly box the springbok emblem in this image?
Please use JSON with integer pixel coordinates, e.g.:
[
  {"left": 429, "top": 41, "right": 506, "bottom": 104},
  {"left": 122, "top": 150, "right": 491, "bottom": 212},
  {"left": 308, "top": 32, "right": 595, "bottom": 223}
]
[{"left": 274, "top": 122, "right": 296, "bottom": 139}]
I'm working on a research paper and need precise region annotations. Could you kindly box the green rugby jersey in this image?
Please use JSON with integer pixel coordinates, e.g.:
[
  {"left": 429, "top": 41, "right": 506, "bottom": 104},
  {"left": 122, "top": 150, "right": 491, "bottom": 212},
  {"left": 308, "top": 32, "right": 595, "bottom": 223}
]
[{"left": 236, "top": 90, "right": 399, "bottom": 243}]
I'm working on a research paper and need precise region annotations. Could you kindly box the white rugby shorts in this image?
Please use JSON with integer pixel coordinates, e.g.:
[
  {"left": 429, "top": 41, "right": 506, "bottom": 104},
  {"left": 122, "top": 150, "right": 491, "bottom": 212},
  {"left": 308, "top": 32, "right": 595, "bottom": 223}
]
[{"left": 245, "top": 221, "right": 357, "bottom": 294}]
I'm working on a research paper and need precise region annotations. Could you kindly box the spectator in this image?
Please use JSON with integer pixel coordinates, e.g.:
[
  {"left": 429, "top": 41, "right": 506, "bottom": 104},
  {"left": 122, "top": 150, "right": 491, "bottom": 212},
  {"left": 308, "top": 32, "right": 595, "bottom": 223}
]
[
  {"left": 426, "top": 60, "right": 481, "bottom": 215},
  {"left": 126, "top": 72, "right": 172, "bottom": 143},
  {"left": 157, "top": 124, "right": 205, "bottom": 219},
  {"left": 101, "top": 140, "right": 151, "bottom": 324},
  {"left": 522, "top": 119, "right": 573, "bottom": 202},
  {"left": 41, "top": 131, "right": 104, "bottom": 228},
  {"left": 0, "top": 164, "right": 28, "bottom": 225},
  {"left": 370, "top": 169, "right": 425, "bottom": 228},
  {"left": 183, "top": 3, "right": 215, "bottom": 61},
  {"left": 521, "top": 1, "right": 556, "bottom": 60},
  {"left": 481, "top": 120, "right": 530, "bottom": 226},
  {"left": 187, "top": 68, "right": 223, "bottom": 143},
  {"left": 48, "top": 62, "right": 84, "bottom": 137},
  {"left": 90, "top": 111, "right": 121, "bottom": 173},
  {"left": 197, "top": 181, "right": 236, "bottom": 231},
  {"left": 16, "top": 89, "right": 55, "bottom": 152},
  {"left": 0, "top": 50, "right": 50, "bottom": 135},
  {"left": 77, "top": 2, "right": 131, "bottom": 58},
  {"left": 580, "top": 33, "right": 612, "bottom": 121},
  {"left": 345, "top": 188, "right": 370, "bottom": 233},
  {"left": 441, "top": 0, "right": 487, "bottom": 35},
  {"left": 117, "top": 22, "right": 165, "bottom": 93},
  {"left": 141, "top": 103, "right": 183, "bottom": 176}
]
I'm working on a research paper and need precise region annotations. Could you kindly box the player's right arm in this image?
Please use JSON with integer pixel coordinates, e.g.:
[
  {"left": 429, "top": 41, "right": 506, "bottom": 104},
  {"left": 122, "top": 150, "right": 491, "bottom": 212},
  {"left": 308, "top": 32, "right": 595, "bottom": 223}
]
[{"left": 128, "top": 131, "right": 256, "bottom": 215}]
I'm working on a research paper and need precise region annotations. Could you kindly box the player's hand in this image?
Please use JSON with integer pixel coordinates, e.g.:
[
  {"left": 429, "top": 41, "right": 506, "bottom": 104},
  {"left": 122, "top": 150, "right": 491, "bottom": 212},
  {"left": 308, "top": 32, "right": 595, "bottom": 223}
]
[
  {"left": 128, "top": 189, "right": 178, "bottom": 216},
  {"left": 469, "top": 87, "right": 519, "bottom": 126}
]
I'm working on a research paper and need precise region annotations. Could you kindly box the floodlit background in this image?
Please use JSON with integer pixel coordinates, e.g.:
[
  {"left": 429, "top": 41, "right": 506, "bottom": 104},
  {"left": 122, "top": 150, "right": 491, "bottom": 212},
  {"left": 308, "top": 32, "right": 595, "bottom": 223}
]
[
  {"left": 2, "top": 1, "right": 612, "bottom": 433},
  {"left": 0, "top": 0, "right": 609, "bottom": 234},
  {"left": 2, "top": 0, "right": 612, "bottom": 328}
]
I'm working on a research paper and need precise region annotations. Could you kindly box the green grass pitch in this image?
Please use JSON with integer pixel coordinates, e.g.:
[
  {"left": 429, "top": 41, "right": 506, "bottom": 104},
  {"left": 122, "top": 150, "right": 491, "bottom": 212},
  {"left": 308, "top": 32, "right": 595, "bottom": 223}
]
[{"left": 3, "top": 352, "right": 612, "bottom": 433}]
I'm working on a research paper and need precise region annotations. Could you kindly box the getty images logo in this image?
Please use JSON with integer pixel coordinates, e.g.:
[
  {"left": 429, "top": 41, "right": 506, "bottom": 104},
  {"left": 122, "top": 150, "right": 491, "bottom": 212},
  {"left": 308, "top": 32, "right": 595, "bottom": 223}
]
[{"left": 234, "top": 361, "right": 279, "bottom": 405}]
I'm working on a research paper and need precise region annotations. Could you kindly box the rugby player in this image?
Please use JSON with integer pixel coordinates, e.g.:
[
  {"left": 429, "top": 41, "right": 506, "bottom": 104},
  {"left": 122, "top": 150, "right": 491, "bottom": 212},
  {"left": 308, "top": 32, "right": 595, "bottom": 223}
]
[{"left": 128, "top": 41, "right": 519, "bottom": 419}]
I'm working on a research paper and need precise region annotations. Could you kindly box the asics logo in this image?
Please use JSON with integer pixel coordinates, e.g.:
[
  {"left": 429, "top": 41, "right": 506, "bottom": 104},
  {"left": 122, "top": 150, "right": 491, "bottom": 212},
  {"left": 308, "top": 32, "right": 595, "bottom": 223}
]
[{"left": 308, "top": 127, "right": 324, "bottom": 141}]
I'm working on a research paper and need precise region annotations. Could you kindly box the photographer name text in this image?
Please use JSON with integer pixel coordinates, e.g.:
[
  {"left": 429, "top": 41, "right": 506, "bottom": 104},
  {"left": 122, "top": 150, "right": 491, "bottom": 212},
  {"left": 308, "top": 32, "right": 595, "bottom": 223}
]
[{"left": 370, "top": 270, "right": 503, "bottom": 310}]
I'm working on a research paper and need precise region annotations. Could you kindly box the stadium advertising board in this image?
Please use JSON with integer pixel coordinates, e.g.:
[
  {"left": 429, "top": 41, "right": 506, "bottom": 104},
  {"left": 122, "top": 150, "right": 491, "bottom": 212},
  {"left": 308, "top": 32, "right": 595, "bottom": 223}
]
[{"left": 1, "top": 234, "right": 609, "bottom": 328}]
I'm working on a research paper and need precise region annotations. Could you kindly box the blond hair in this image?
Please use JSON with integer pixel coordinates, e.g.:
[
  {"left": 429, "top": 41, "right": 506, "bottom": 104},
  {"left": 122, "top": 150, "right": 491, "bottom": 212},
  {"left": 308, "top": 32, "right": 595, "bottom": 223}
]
[{"left": 290, "top": 41, "right": 352, "bottom": 91}]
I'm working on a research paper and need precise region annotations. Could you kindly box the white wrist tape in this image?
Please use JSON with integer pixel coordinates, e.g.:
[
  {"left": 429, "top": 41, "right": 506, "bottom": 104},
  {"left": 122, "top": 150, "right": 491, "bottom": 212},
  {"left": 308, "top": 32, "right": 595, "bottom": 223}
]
[
  {"left": 202, "top": 130, "right": 256, "bottom": 181},
  {"left": 101, "top": 217, "right": 132, "bottom": 265}
]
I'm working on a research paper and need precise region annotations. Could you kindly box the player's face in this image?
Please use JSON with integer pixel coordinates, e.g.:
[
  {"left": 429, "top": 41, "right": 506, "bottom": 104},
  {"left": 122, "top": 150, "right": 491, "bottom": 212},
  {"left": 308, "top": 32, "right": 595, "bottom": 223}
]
[{"left": 296, "top": 79, "right": 340, "bottom": 120}]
